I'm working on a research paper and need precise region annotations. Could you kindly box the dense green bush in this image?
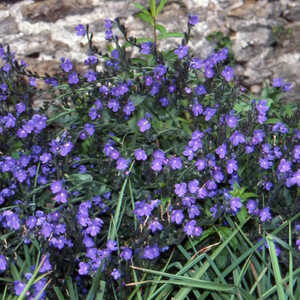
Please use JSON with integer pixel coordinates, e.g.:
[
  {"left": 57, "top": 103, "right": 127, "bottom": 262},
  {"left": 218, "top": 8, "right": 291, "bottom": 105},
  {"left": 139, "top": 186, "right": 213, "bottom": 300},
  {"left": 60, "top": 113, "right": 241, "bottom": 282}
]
[{"left": 0, "top": 1, "right": 299, "bottom": 299}]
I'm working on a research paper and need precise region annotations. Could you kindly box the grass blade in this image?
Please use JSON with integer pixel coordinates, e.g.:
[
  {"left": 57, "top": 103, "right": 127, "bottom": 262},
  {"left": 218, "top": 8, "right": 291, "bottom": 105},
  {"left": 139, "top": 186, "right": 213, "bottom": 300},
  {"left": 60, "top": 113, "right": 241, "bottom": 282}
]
[
  {"left": 266, "top": 235, "right": 286, "bottom": 299},
  {"left": 108, "top": 161, "right": 134, "bottom": 241}
]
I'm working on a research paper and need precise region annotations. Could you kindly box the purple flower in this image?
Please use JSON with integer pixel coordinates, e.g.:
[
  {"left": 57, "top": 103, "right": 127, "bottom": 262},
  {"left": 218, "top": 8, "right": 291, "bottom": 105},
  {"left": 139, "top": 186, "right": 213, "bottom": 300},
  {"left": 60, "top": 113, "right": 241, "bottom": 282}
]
[
  {"left": 138, "top": 118, "right": 151, "bottom": 132},
  {"left": 29, "top": 77, "right": 37, "bottom": 87},
  {"left": 226, "top": 115, "right": 238, "bottom": 128},
  {"left": 226, "top": 159, "right": 238, "bottom": 174},
  {"left": 14, "top": 281, "right": 26, "bottom": 296},
  {"left": 134, "top": 201, "right": 153, "bottom": 217},
  {"left": 78, "top": 262, "right": 90, "bottom": 275},
  {"left": 140, "top": 42, "right": 153, "bottom": 54},
  {"left": 169, "top": 157, "right": 182, "bottom": 170},
  {"left": 246, "top": 200, "right": 258, "bottom": 215},
  {"left": 174, "top": 45, "right": 189, "bottom": 59},
  {"left": 151, "top": 159, "right": 163, "bottom": 172},
  {"left": 111, "top": 50, "right": 119, "bottom": 61},
  {"left": 84, "top": 55, "right": 98, "bottom": 65},
  {"left": 60, "top": 58, "right": 73, "bottom": 72},
  {"left": 174, "top": 182, "right": 187, "bottom": 197},
  {"left": 0, "top": 255, "right": 7, "bottom": 272},
  {"left": 105, "top": 30, "right": 113, "bottom": 40},
  {"left": 222, "top": 66, "right": 234, "bottom": 82},
  {"left": 54, "top": 189, "right": 68, "bottom": 204},
  {"left": 193, "top": 226, "right": 203, "bottom": 236},
  {"left": 184, "top": 220, "right": 196, "bottom": 236},
  {"left": 84, "top": 70, "right": 97, "bottom": 82},
  {"left": 68, "top": 72, "right": 79, "bottom": 85},
  {"left": 85, "top": 218, "right": 103, "bottom": 237},
  {"left": 50, "top": 180, "right": 63, "bottom": 194},
  {"left": 294, "top": 145, "right": 300, "bottom": 160},
  {"left": 205, "top": 67, "right": 214, "bottom": 78},
  {"left": 150, "top": 82, "right": 160, "bottom": 95},
  {"left": 296, "top": 239, "right": 300, "bottom": 251},
  {"left": 143, "top": 244, "right": 160, "bottom": 260},
  {"left": 213, "top": 170, "right": 224, "bottom": 183},
  {"left": 75, "top": 24, "right": 86, "bottom": 36},
  {"left": 154, "top": 64, "right": 167, "bottom": 78},
  {"left": 14, "top": 169, "right": 27, "bottom": 183},
  {"left": 148, "top": 220, "right": 163, "bottom": 233},
  {"left": 290, "top": 169, "right": 300, "bottom": 186},
  {"left": 123, "top": 100, "right": 135, "bottom": 116},
  {"left": 3, "top": 113, "right": 16, "bottom": 128},
  {"left": 120, "top": 247, "right": 132, "bottom": 261},
  {"left": 259, "top": 207, "right": 272, "bottom": 222},
  {"left": 195, "top": 159, "right": 206, "bottom": 171},
  {"left": 188, "top": 179, "right": 199, "bottom": 194},
  {"left": 258, "top": 113, "right": 267, "bottom": 124},
  {"left": 134, "top": 149, "right": 147, "bottom": 161},
  {"left": 111, "top": 268, "right": 121, "bottom": 280},
  {"left": 145, "top": 76, "right": 153, "bottom": 86},
  {"left": 230, "top": 131, "right": 246, "bottom": 146},
  {"left": 195, "top": 84, "right": 207, "bottom": 95},
  {"left": 26, "top": 216, "right": 37, "bottom": 229},
  {"left": 60, "top": 141, "right": 74, "bottom": 156},
  {"left": 272, "top": 77, "right": 284, "bottom": 88},
  {"left": 252, "top": 129, "right": 265, "bottom": 145},
  {"left": 188, "top": 14, "right": 199, "bottom": 26},
  {"left": 192, "top": 101, "right": 203, "bottom": 116},
  {"left": 203, "top": 107, "right": 216, "bottom": 121},
  {"left": 116, "top": 157, "right": 129, "bottom": 171},
  {"left": 283, "top": 83, "right": 292, "bottom": 92},
  {"left": 259, "top": 207, "right": 271, "bottom": 222},
  {"left": 278, "top": 158, "right": 291, "bottom": 173},
  {"left": 171, "top": 209, "right": 185, "bottom": 224},
  {"left": 103, "top": 19, "right": 112, "bottom": 30},
  {"left": 230, "top": 197, "right": 242, "bottom": 213},
  {"left": 256, "top": 100, "right": 269, "bottom": 114},
  {"left": 107, "top": 240, "right": 118, "bottom": 252},
  {"left": 16, "top": 102, "right": 26, "bottom": 115},
  {"left": 159, "top": 97, "right": 169, "bottom": 107},
  {"left": 39, "top": 254, "right": 52, "bottom": 273},
  {"left": 259, "top": 157, "right": 272, "bottom": 170},
  {"left": 2, "top": 63, "right": 11, "bottom": 73},
  {"left": 216, "top": 143, "right": 227, "bottom": 159},
  {"left": 84, "top": 123, "right": 95, "bottom": 136},
  {"left": 272, "top": 122, "right": 288, "bottom": 134},
  {"left": 40, "top": 222, "right": 53, "bottom": 238},
  {"left": 40, "top": 152, "right": 52, "bottom": 164},
  {"left": 188, "top": 205, "right": 200, "bottom": 218}
]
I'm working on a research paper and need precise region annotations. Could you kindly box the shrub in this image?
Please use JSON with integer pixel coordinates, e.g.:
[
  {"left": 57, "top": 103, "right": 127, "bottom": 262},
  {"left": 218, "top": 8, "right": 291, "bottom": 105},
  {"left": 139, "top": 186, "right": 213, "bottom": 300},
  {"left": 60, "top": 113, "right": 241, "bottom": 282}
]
[{"left": 0, "top": 0, "right": 299, "bottom": 298}]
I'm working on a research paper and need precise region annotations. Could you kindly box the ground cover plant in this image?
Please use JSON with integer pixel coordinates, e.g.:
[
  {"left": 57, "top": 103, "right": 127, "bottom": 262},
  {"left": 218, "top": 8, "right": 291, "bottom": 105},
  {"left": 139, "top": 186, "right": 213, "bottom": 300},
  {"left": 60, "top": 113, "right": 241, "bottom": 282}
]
[{"left": 0, "top": 0, "right": 299, "bottom": 299}]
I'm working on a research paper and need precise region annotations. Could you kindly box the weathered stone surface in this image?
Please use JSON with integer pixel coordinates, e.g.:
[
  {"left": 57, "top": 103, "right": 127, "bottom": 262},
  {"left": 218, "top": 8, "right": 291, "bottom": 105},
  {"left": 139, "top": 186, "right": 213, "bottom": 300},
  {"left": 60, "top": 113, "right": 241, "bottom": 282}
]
[
  {"left": 0, "top": 0, "right": 299, "bottom": 103},
  {"left": 0, "top": 16, "right": 18, "bottom": 35},
  {"left": 21, "top": 0, "right": 95, "bottom": 23}
]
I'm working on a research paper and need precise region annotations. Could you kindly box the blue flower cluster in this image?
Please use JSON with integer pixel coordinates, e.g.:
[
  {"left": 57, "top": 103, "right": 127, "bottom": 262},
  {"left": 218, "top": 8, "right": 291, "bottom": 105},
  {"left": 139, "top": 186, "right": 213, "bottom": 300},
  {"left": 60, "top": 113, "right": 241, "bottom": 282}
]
[{"left": 0, "top": 13, "right": 299, "bottom": 297}]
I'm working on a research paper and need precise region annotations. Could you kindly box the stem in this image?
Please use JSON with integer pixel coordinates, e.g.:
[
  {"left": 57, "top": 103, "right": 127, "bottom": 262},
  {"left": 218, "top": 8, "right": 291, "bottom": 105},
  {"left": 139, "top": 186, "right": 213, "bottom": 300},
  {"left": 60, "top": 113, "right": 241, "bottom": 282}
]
[{"left": 153, "top": 16, "right": 158, "bottom": 61}]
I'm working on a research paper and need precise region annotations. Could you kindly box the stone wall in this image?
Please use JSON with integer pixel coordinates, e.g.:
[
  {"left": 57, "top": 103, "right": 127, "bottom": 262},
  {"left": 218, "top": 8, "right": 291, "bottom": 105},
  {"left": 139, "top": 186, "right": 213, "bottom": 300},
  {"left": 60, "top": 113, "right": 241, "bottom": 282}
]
[{"left": 0, "top": 0, "right": 299, "bottom": 102}]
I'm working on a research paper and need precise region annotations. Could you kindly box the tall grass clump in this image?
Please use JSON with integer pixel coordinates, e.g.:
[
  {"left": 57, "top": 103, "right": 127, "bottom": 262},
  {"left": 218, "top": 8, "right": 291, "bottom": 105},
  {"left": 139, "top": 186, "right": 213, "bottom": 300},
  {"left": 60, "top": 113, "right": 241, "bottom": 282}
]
[{"left": 0, "top": 0, "right": 299, "bottom": 298}]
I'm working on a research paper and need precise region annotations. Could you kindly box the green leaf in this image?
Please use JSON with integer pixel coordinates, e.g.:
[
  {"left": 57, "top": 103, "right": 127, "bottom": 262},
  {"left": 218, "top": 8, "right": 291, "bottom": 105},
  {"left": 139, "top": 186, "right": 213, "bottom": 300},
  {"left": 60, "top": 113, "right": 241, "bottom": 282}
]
[
  {"left": 133, "top": 3, "right": 150, "bottom": 15},
  {"left": 150, "top": 0, "right": 157, "bottom": 18},
  {"left": 265, "top": 118, "right": 282, "bottom": 125},
  {"left": 53, "top": 286, "right": 65, "bottom": 300},
  {"left": 70, "top": 173, "right": 93, "bottom": 183},
  {"left": 157, "top": 0, "right": 167, "bottom": 14},
  {"left": 236, "top": 206, "right": 248, "bottom": 224},
  {"left": 155, "top": 24, "right": 167, "bottom": 34},
  {"left": 158, "top": 32, "right": 184, "bottom": 39},
  {"left": 136, "top": 12, "right": 154, "bottom": 25},
  {"left": 131, "top": 95, "right": 147, "bottom": 106},
  {"left": 267, "top": 236, "right": 286, "bottom": 299}
]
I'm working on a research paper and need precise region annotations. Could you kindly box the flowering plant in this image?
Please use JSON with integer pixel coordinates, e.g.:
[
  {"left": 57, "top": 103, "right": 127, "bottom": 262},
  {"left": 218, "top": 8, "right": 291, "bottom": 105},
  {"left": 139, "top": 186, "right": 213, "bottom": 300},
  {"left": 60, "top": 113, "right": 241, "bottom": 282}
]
[{"left": 0, "top": 0, "right": 299, "bottom": 298}]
